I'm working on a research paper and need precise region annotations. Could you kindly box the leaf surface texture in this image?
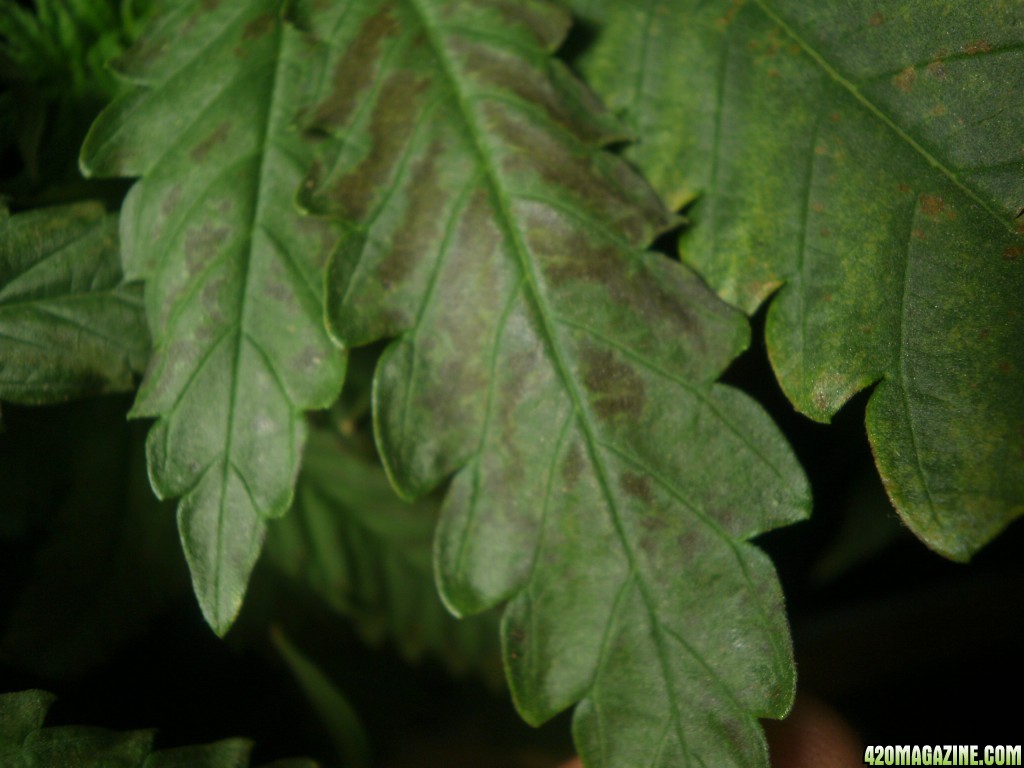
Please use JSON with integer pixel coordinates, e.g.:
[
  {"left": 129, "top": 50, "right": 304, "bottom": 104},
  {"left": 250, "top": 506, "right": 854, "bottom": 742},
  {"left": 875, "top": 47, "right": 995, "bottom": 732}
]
[
  {"left": 80, "top": 0, "right": 347, "bottom": 632},
  {"left": 565, "top": 0, "right": 1024, "bottom": 559},
  {"left": 303, "top": 1, "right": 810, "bottom": 765},
  {"left": 0, "top": 203, "right": 148, "bottom": 404}
]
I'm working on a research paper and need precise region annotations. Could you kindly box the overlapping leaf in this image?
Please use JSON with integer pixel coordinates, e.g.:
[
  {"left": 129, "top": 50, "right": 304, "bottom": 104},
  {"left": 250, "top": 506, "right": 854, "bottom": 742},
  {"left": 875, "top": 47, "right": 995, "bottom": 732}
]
[
  {"left": 80, "top": 0, "right": 347, "bottom": 632},
  {"left": 0, "top": 689, "right": 315, "bottom": 768},
  {"left": 0, "top": 203, "right": 148, "bottom": 404},
  {"left": 565, "top": 0, "right": 1024, "bottom": 559},
  {"left": 302, "top": 1, "right": 809, "bottom": 765},
  {"left": 267, "top": 427, "right": 502, "bottom": 680}
]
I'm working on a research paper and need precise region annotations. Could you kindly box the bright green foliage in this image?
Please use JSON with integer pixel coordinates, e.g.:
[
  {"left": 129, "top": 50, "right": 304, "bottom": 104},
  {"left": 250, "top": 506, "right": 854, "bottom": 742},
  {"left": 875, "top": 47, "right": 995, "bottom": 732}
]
[
  {"left": 302, "top": 1, "right": 809, "bottom": 765},
  {"left": 266, "top": 426, "right": 503, "bottom": 681},
  {"left": 0, "top": 203, "right": 148, "bottom": 404},
  {"left": 80, "top": 0, "right": 347, "bottom": 633},
  {"left": 565, "top": 0, "right": 1024, "bottom": 560},
  {"left": 0, "top": 689, "right": 315, "bottom": 768}
]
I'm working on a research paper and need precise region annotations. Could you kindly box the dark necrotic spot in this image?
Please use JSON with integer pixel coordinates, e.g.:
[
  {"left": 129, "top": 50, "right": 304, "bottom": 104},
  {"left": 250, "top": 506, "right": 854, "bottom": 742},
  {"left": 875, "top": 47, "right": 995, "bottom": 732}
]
[
  {"left": 580, "top": 343, "right": 646, "bottom": 421},
  {"left": 619, "top": 471, "right": 653, "bottom": 506}
]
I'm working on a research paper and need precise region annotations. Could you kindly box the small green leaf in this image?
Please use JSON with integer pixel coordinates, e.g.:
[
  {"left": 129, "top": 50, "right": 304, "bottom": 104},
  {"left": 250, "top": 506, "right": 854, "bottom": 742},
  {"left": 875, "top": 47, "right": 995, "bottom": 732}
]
[
  {"left": 0, "top": 203, "right": 148, "bottom": 404},
  {"left": 266, "top": 426, "right": 502, "bottom": 680},
  {"left": 303, "top": 1, "right": 810, "bottom": 766},
  {"left": 0, "top": 689, "right": 315, "bottom": 768},
  {"left": 79, "top": 0, "right": 347, "bottom": 633},
  {"left": 565, "top": 0, "right": 1024, "bottom": 560}
]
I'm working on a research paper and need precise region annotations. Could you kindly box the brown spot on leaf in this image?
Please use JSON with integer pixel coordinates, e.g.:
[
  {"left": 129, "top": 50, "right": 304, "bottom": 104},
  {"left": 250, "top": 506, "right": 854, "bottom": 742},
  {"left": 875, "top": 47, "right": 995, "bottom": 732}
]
[
  {"left": 811, "top": 202, "right": 825, "bottom": 213},
  {"left": 190, "top": 121, "right": 231, "bottom": 163},
  {"left": 309, "top": 6, "right": 401, "bottom": 130},
  {"left": 964, "top": 40, "right": 993, "bottom": 55},
  {"left": 979, "top": 328, "right": 990, "bottom": 339},
  {"left": 929, "top": 103, "right": 947, "bottom": 117},
  {"left": 580, "top": 344, "right": 646, "bottom": 421},
  {"left": 912, "top": 228, "right": 927, "bottom": 240},
  {"left": 1003, "top": 246, "right": 1023, "bottom": 262},
  {"left": 999, "top": 362, "right": 1012, "bottom": 373},
  {"left": 184, "top": 224, "right": 230, "bottom": 275},
  {"left": 819, "top": 227, "right": 831, "bottom": 238},
  {"left": 893, "top": 66, "right": 916, "bottom": 93},
  {"left": 919, "top": 194, "right": 956, "bottom": 221},
  {"left": 768, "top": 68, "right": 781, "bottom": 78},
  {"left": 619, "top": 471, "right": 653, "bottom": 506},
  {"left": 869, "top": 11, "right": 884, "bottom": 26},
  {"left": 562, "top": 442, "right": 584, "bottom": 487},
  {"left": 898, "top": 182, "right": 912, "bottom": 194},
  {"left": 243, "top": 12, "right": 274, "bottom": 40},
  {"left": 829, "top": 112, "right": 841, "bottom": 122},
  {"left": 927, "top": 60, "right": 947, "bottom": 79}
]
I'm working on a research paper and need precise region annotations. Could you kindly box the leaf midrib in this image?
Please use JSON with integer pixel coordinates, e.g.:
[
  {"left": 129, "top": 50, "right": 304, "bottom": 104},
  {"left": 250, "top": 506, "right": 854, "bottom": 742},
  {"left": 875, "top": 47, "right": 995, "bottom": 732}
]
[
  {"left": 753, "top": 0, "right": 1015, "bottom": 232},
  {"left": 403, "top": 0, "right": 750, "bottom": 759}
]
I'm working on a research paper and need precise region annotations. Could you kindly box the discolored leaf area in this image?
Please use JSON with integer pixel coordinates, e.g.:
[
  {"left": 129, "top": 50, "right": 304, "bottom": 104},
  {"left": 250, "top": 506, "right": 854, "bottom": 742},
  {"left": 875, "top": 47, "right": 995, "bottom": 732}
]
[
  {"left": 266, "top": 427, "right": 503, "bottom": 682},
  {"left": 0, "top": 689, "right": 316, "bottom": 768},
  {"left": 79, "top": 0, "right": 347, "bottom": 633},
  {"left": 302, "top": 1, "right": 810, "bottom": 765},
  {"left": 0, "top": 203, "right": 148, "bottom": 404},
  {"left": 565, "top": 0, "right": 1024, "bottom": 559}
]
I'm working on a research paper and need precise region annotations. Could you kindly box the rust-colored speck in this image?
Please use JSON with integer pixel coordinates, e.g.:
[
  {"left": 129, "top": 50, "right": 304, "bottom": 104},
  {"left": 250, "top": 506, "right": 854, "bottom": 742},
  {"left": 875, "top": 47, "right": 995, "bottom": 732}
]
[
  {"left": 869, "top": 11, "right": 884, "bottom": 26},
  {"left": 912, "top": 228, "right": 927, "bottom": 240},
  {"left": 811, "top": 202, "right": 825, "bottom": 213},
  {"left": 964, "top": 40, "right": 993, "bottom": 55},
  {"left": 1003, "top": 246, "right": 1024, "bottom": 262},
  {"left": 243, "top": 12, "right": 275, "bottom": 40},
  {"left": 788, "top": 43, "right": 801, "bottom": 55},
  {"left": 768, "top": 68, "right": 781, "bottom": 77},
  {"left": 893, "top": 66, "right": 916, "bottom": 93},
  {"left": 898, "top": 182, "right": 912, "bottom": 194},
  {"left": 920, "top": 194, "right": 956, "bottom": 221},
  {"left": 999, "top": 362, "right": 1012, "bottom": 373},
  {"left": 829, "top": 112, "right": 841, "bottom": 122},
  {"left": 822, "top": 293, "right": 833, "bottom": 302},
  {"left": 979, "top": 328, "right": 991, "bottom": 339},
  {"left": 929, "top": 103, "right": 948, "bottom": 117},
  {"left": 927, "top": 60, "right": 947, "bottom": 79},
  {"left": 819, "top": 227, "right": 831, "bottom": 238}
]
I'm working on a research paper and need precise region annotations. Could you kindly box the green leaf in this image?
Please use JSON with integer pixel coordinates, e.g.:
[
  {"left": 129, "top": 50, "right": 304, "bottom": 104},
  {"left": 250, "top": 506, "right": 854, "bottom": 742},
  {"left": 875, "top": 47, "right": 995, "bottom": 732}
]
[
  {"left": 265, "top": 426, "right": 502, "bottom": 681},
  {"left": 0, "top": 689, "right": 316, "bottom": 768},
  {"left": 0, "top": 203, "right": 148, "bottom": 404},
  {"left": 79, "top": 0, "right": 347, "bottom": 633},
  {"left": 303, "top": 2, "right": 810, "bottom": 766},
  {"left": 271, "top": 628, "right": 372, "bottom": 768},
  {"left": 564, "top": 0, "right": 1024, "bottom": 560}
]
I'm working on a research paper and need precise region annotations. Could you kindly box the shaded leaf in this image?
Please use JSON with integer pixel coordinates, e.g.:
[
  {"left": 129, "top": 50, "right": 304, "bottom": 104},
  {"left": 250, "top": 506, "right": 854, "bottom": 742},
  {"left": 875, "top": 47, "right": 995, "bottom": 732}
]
[
  {"left": 0, "top": 689, "right": 316, "bottom": 768},
  {"left": 80, "top": 0, "right": 347, "bottom": 633},
  {"left": 271, "top": 628, "right": 372, "bottom": 768},
  {"left": 303, "top": 1, "right": 810, "bottom": 766},
  {"left": 0, "top": 397, "right": 188, "bottom": 679},
  {"left": 265, "top": 426, "right": 502, "bottom": 681},
  {"left": 564, "top": 0, "right": 1024, "bottom": 559},
  {"left": 0, "top": 203, "right": 148, "bottom": 404}
]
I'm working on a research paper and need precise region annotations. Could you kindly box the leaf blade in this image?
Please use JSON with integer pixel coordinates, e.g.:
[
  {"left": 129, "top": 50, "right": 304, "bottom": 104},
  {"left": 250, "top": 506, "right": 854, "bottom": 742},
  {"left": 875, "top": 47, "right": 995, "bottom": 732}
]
[
  {"left": 305, "top": 1, "right": 810, "bottom": 765},
  {"left": 79, "top": 0, "right": 347, "bottom": 632}
]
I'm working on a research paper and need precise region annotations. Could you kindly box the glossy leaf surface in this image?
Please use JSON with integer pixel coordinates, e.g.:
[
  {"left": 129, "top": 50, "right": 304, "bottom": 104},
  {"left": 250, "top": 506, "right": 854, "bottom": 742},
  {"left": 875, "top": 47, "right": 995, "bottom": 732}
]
[
  {"left": 80, "top": 0, "right": 347, "bottom": 632},
  {"left": 565, "top": 0, "right": 1024, "bottom": 559},
  {"left": 0, "top": 203, "right": 148, "bottom": 404},
  {"left": 304, "top": 1, "right": 810, "bottom": 765}
]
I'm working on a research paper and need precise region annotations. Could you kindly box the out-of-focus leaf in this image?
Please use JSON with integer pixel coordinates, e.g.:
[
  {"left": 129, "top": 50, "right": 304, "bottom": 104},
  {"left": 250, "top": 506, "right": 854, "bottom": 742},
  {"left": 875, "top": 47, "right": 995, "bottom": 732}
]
[
  {"left": 564, "top": 0, "right": 1024, "bottom": 560},
  {"left": 271, "top": 628, "right": 372, "bottom": 768},
  {"left": 266, "top": 427, "right": 502, "bottom": 682},
  {"left": 80, "top": 0, "right": 347, "bottom": 633},
  {"left": 0, "top": 397, "right": 187, "bottom": 679},
  {"left": 0, "top": 203, "right": 148, "bottom": 404},
  {"left": 0, "top": 689, "right": 317, "bottom": 768},
  {"left": 303, "top": 1, "right": 810, "bottom": 766}
]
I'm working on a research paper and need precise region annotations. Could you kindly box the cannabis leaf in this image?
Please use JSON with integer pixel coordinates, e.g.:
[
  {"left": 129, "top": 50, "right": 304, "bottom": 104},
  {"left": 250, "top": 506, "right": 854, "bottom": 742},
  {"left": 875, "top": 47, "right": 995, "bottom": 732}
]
[
  {"left": 80, "top": 0, "right": 347, "bottom": 633},
  {"left": 302, "top": 1, "right": 810, "bottom": 765},
  {"left": 0, "top": 689, "right": 314, "bottom": 768},
  {"left": 266, "top": 426, "right": 502, "bottom": 681},
  {"left": 0, "top": 203, "right": 148, "bottom": 404},
  {"left": 565, "top": 0, "right": 1024, "bottom": 559}
]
